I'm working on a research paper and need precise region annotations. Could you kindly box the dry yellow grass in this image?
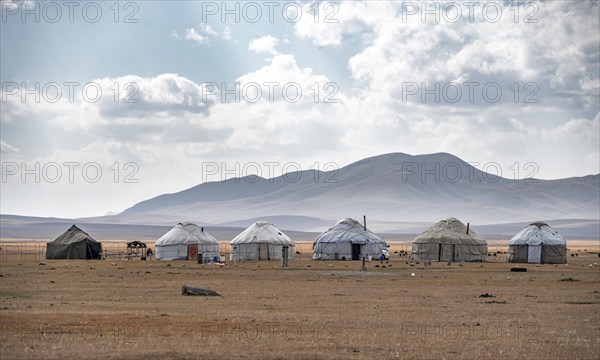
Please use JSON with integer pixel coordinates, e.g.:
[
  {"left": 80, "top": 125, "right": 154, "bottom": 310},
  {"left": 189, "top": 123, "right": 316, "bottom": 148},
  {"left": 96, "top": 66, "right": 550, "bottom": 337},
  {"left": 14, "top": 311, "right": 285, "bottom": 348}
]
[{"left": 0, "top": 241, "right": 599, "bottom": 359}]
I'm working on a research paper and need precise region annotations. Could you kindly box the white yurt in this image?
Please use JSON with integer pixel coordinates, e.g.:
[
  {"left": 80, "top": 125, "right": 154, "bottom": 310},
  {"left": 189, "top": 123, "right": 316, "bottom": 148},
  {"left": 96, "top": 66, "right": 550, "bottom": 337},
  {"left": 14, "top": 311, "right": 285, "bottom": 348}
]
[
  {"left": 412, "top": 218, "right": 487, "bottom": 262},
  {"left": 312, "top": 218, "right": 387, "bottom": 261},
  {"left": 229, "top": 221, "right": 294, "bottom": 261},
  {"left": 155, "top": 222, "right": 220, "bottom": 262},
  {"left": 508, "top": 221, "right": 567, "bottom": 264}
]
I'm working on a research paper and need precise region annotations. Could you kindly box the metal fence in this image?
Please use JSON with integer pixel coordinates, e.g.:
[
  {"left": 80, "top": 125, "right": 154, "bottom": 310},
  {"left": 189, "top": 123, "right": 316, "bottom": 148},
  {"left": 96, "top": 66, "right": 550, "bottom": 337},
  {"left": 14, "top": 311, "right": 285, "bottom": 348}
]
[
  {"left": 0, "top": 241, "right": 237, "bottom": 262},
  {"left": 0, "top": 241, "right": 144, "bottom": 262},
  {"left": 0, "top": 240, "right": 507, "bottom": 263},
  {"left": 0, "top": 241, "right": 48, "bottom": 262}
]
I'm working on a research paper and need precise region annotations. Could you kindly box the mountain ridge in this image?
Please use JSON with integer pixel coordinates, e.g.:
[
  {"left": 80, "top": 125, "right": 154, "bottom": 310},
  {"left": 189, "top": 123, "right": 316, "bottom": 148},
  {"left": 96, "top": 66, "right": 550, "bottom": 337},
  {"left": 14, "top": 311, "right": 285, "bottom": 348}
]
[{"left": 120, "top": 152, "right": 599, "bottom": 226}]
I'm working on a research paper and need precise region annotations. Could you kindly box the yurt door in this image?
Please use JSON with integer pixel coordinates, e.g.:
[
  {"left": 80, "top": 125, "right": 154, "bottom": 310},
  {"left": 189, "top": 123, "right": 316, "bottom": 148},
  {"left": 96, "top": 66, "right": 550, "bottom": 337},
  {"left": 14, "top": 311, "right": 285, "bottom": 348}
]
[
  {"left": 351, "top": 244, "right": 361, "bottom": 260},
  {"left": 440, "top": 245, "right": 455, "bottom": 262},
  {"left": 527, "top": 245, "right": 542, "bottom": 263},
  {"left": 259, "top": 243, "right": 269, "bottom": 260},
  {"left": 187, "top": 245, "right": 198, "bottom": 261}
]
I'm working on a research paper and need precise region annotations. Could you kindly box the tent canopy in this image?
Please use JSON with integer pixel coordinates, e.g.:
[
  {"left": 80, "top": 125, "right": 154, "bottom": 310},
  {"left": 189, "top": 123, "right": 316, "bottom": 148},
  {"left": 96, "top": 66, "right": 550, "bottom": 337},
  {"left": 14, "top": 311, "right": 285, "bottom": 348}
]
[
  {"left": 509, "top": 222, "right": 566, "bottom": 246},
  {"left": 230, "top": 221, "right": 293, "bottom": 245},
  {"left": 411, "top": 218, "right": 487, "bottom": 262},
  {"left": 314, "top": 218, "right": 385, "bottom": 245},
  {"left": 51, "top": 225, "right": 100, "bottom": 246},
  {"left": 413, "top": 218, "right": 486, "bottom": 245},
  {"left": 312, "top": 218, "right": 386, "bottom": 261},
  {"left": 229, "top": 221, "right": 293, "bottom": 261},
  {"left": 155, "top": 222, "right": 219, "bottom": 261},
  {"left": 156, "top": 222, "right": 218, "bottom": 246},
  {"left": 46, "top": 225, "right": 101, "bottom": 260},
  {"left": 508, "top": 221, "right": 567, "bottom": 264}
]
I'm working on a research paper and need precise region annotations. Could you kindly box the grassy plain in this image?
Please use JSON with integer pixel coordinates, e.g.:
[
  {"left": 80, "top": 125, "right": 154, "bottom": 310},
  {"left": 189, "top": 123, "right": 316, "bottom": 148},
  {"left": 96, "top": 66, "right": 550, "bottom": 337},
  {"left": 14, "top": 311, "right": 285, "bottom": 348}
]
[{"left": 0, "top": 242, "right": 599, "bottom": 359}]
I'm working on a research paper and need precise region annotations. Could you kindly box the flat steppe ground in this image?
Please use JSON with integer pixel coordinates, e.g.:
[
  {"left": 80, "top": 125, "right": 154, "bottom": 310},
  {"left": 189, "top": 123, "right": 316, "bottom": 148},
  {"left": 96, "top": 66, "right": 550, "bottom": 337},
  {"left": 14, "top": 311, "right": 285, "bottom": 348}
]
[{"left": 1, "top": 242, "right": 599, "bottom": 360}]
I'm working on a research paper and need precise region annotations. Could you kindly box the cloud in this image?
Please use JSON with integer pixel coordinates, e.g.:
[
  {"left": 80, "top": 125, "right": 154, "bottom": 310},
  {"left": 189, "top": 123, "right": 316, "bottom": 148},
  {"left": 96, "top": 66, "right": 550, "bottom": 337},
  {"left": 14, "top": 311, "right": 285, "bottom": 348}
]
[
  {"left": 193, "top": 52, "right": 350, "bottom": 157},
  {"left": 0, "top": 0, "right": 35, "bottom": 10},
  {"left": 543, "top": 113, "right": 600, "bottom": 142},
  {"left": 293, "top": 1, "right": 599, "bottom": 113},
  {"left": 294, "top": 1, "right": 376, "bottom": 46},
  {"left": 236, "top": 53, "right": 342, "bottom": 104},
  {"left": 0, "top": 140, "right": 19, "bottom": 154},
  {"left": 94, "top": 73, "right": 215, "bottom": 118},
  {"left": 202, "top": 24, "right": 218, "bottom": 36},
  {"left": 174, "top": 24, "right": 233, "bottom": 44},
  {"left": 1, "top": 74, "right": 222, "bottom": 147},
  {"left": 248, "top": 35, "right": 279, "bottom": 55},
  {"left": 184, "top": 27, "right": 205, "bottom": 44},
  {"left": 2, "top": 1, "right": 599, "bottom": 218},
  {"left": 222, "top": 26, "right": 232, "bottom": 41}
]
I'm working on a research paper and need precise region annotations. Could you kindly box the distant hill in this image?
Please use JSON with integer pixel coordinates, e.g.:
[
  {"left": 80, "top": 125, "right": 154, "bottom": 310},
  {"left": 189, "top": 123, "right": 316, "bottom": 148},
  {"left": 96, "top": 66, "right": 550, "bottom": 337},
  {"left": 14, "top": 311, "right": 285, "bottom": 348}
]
[
  {"left": 2, "top": 152, "right": 598, "bottom": 239},
  {"left": 121, "top": 152, "right": 600, "bottom": 225}
]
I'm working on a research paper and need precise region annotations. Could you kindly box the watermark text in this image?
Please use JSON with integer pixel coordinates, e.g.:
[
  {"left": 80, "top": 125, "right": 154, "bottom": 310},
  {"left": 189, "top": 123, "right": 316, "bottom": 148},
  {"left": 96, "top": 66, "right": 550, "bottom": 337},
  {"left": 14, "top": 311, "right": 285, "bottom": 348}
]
[
  {"left": 2, "top": 81, "right": 139, "bottom": 104},
  {"left": 2, "top": 162, "right": 140, "bottom": 184},
  {"left": 1, "top": 1, "right": 140, "bottom": 23}
]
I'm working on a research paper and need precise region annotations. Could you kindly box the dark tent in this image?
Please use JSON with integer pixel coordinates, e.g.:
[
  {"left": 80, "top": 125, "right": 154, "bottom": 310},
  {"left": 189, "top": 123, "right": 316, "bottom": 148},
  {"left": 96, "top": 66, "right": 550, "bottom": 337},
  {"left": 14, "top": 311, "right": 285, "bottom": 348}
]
[{"left": 46, "top": 225, "right": 102, "bottom": 260}]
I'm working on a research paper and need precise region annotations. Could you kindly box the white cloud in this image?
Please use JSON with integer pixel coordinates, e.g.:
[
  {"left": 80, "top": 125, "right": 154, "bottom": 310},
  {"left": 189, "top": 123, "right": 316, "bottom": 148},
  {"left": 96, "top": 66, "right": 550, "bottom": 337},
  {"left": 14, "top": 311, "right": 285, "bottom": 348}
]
[
  {"left": 236, "top": 53, "right": 343, "bottom": 105},
  {"left": 248, "top": 35, "right": 279, "bottom": 55},
  {"left": 202, "top": 24, "right": 218, "bottom": 36},
  {"left": 1, "top": 74, "right": 220, "bottom": 144},
  {"left": 543, "top": 113, "right": 600, "bottom": 142},
  {"left": 173, "top": 24, "right": 233, "bottom": 44},
  {"left": 222, "top": 26, "right": 232, "bottom": 41},
  {"left": 0, "top": 140, "right": 19, "bottom": 154},
  {"left": 184, "top": 27, "right": 205, "bottom": 44},
  {"left": 293, "top": 1, "right": 599, "bottom": 114},
  {"left": 2, "top": 1, "right": 599, "bottom": 217},
  {"left": 0, "top": 0, "right": 35, "bottom": 10},
  {"left": 294, "top": 1, "right": 378, "bottom": 46}
]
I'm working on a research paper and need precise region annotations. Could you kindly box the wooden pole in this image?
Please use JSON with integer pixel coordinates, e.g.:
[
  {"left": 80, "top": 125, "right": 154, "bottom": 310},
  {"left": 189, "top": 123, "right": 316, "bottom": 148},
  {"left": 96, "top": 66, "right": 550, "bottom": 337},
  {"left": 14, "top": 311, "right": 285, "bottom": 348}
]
[{"left": 282, "top": 246, "right": 289, "bottom": 267}]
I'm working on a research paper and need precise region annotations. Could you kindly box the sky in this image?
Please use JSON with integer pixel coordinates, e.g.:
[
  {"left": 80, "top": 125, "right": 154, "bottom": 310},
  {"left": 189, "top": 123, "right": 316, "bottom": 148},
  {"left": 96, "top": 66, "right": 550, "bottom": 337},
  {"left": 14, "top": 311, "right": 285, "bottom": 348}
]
[{"left": 1, "top": 0, "right": 599, "bottom": 218}]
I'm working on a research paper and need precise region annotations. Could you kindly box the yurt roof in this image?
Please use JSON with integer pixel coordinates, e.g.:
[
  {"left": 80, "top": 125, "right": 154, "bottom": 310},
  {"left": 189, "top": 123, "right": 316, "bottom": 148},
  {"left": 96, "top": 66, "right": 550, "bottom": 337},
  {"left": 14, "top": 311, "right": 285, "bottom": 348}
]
[
  {"left": 413, "top": 218, "right": 486, "bottom": 245},
  {"left": 50, "top": 225, "right": 99, "bottom": 245},
  {"left": 156, "top": 222, "right": 218, "bottom": 246},
  {"left": 509, "top": 222, "right": 566, "bottom": 246},
  {"left": 314, "top": 218, "right": 385, "bottom": 245},
  {"left": 230, "top": 221, "right": 293, "bottom": 245}
]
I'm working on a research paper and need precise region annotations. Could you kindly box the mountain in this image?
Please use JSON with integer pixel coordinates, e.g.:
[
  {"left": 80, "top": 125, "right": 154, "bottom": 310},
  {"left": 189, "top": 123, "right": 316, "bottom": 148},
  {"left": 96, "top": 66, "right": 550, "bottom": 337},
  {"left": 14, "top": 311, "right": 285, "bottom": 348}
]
[
  {"left": 121, "top": 152, "right": 600, "bottom": 227},
  {"left": 2, "top": 152, "right": 599, "bottom": 239}
]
